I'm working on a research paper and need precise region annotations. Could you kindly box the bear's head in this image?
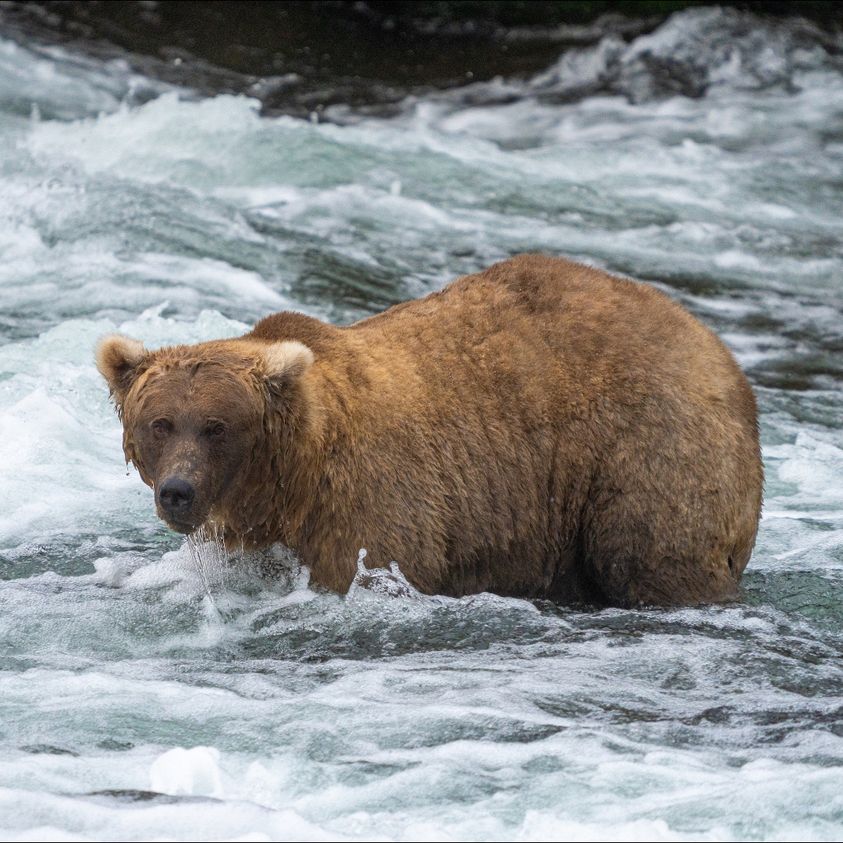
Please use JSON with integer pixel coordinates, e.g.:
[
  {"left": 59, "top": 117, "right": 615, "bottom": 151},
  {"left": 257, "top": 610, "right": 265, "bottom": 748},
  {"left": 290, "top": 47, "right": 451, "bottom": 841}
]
[{"left": 95, "top": 334, "right": 314, "bottom": 537}]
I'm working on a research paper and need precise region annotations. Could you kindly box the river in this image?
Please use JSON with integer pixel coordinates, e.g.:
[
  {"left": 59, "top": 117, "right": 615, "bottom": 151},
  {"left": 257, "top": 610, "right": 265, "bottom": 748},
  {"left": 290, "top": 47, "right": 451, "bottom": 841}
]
[{"left": 0, "top": 6, "right": 841, "bottom": 840}]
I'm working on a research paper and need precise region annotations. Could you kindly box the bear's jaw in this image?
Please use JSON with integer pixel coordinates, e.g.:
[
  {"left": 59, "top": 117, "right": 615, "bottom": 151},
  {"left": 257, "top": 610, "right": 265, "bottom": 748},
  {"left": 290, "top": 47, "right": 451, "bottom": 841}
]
[
  {"left": 163, "top": 515, "right": 201, "bottom": 535},
  {"left": 156, "top": 503, "right": 207, "bottom": 535}
]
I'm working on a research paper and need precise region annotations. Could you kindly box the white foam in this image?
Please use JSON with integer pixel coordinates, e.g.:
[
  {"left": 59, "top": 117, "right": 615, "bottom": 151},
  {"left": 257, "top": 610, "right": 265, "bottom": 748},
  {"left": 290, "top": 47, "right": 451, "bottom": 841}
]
[
  {"left": 150, "top": 747, "right": 225, "bottom": 799},
  {"left": 0, "top": 37, "right": 171, "bottom": 121}
]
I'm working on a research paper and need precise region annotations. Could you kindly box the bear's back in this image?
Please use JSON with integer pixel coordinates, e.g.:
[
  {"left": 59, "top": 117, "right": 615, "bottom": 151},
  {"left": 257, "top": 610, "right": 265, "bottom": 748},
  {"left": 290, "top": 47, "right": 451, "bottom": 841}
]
[{"left": 352, "top": 254, "right": 747, "bottom": 416}]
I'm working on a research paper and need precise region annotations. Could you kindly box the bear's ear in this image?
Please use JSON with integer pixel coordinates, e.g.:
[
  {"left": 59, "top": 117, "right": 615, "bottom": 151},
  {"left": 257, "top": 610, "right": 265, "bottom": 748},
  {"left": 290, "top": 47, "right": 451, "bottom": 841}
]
[
  {"left": 260, "top": 340, "right": 314, "bottom": 395},
  {"left": 95, "top": 334, "right": 147, "bottom": 404}
]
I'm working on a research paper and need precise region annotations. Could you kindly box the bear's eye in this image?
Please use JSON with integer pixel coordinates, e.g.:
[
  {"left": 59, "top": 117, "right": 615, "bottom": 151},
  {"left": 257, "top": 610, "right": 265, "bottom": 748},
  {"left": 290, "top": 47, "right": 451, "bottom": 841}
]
[
  {"left": 151, "top": 418, "right": 172, "bottom": 437},
  {"left": 205, "top": 421, "right": 226, "bottom": 439}
]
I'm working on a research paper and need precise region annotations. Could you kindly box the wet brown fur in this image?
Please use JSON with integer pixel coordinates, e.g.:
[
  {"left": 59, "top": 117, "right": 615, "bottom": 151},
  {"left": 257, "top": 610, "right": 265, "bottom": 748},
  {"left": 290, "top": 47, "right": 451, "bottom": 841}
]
[{"left": 97, "top": 255, "right": 763, "bottom": 606}]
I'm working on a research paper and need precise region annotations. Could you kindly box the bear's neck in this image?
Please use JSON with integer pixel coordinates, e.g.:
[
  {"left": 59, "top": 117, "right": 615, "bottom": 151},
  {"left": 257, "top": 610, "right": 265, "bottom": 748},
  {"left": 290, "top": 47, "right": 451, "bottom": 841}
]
[{"left": 221, "top": 361, "right": 352, "bottom": 552}]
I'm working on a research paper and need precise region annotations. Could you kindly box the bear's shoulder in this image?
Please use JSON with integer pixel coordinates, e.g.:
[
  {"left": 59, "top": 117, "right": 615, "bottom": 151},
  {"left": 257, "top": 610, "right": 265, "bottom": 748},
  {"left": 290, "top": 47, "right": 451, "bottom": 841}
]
[{"left": 247, "top": 311, "right": 342, "bottom": 355}]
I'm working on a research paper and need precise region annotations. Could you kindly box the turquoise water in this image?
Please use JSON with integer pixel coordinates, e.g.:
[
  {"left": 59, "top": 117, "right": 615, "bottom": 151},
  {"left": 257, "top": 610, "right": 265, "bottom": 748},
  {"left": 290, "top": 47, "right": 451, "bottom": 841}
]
[{"left": 0, "top": 8, "right": 842, "bottom": 840}]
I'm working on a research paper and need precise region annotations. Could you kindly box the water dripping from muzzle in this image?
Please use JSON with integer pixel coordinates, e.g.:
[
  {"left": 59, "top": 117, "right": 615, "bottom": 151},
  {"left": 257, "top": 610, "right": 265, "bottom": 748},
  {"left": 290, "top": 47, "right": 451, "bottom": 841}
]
[{"left": 186, "top": 523, "right": 230, "bottom": 616}]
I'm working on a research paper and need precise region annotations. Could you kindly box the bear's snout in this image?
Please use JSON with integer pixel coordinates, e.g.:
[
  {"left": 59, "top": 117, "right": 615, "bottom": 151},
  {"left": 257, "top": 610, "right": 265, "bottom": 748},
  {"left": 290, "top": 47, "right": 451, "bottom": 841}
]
[{"left": 157, "top": 477, "right": 196, "bottom": 528}]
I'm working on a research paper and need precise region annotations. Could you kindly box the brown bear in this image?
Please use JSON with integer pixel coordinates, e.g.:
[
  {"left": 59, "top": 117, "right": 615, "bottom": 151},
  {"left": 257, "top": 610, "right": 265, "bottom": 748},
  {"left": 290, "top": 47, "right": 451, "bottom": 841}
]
[{"left": 96, "top": 254, "right": 763, "bottom": 606}]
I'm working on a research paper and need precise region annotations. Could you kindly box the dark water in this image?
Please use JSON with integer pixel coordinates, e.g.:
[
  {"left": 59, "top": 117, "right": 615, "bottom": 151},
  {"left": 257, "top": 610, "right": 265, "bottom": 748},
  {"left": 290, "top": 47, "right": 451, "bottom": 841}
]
[{"left": 0, "top": 6, "right": 841, "bottom": 840}]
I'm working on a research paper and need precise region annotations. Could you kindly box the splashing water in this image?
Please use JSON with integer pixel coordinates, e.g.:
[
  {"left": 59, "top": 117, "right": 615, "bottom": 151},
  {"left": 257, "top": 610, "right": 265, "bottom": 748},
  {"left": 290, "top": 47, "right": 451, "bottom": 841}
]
[
  {"left": 186, "top": 524, "right": 231, "bottom": 612},
  {"left": 348, "top": 549, "right": 433, "bottom": 602}
]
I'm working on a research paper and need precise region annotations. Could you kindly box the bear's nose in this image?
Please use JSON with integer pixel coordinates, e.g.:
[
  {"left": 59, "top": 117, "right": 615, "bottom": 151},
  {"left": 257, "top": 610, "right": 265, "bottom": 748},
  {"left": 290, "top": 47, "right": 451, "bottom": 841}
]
[{"left": 158, "top": 477, "right": 195, "bottom": 513}]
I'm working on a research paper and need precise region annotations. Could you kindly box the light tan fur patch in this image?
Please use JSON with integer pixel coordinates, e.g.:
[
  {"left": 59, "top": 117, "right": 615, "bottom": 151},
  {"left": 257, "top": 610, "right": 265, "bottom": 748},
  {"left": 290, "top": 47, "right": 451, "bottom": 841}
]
[
  {"left": 95, "top": 334, "right": 146, "bottom": 392},
  {"left": 261, "top": 340, "right": 314, "bottom": 382}
]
